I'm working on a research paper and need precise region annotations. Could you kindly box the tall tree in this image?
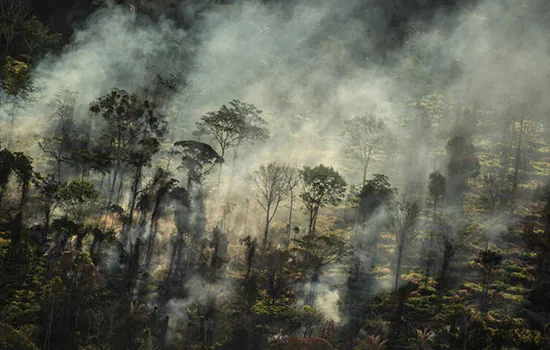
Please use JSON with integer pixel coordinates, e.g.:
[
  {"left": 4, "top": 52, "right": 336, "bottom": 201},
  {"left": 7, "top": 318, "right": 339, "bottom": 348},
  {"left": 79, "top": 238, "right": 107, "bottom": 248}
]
[
  {"left": 38, "top": 90, "right": 78, "bottom": 181},
  {"left": 475, "top": 249, "right": 503, "bottom": 310},
  {"left": 139, "top": 167, "right": 178, "bottom": 270},
  {"left": 299, "top": 165, "right": 347, "bottom": 235},
  {"left": 193, "top": 99, "right": 269, "bottom": 191},
  {"left": 292, "top": 233, "right": 349, "bottom": 304},
  {"left": 173, "top": 140, "right": 223, "bottom": 190},
  {"left": 0, "top": 0, "right": 32, "bottom": 57},
  {"left": 194, "top": 99, "right": 269, "bottom": 160},
  {"left": 1, "top": 56, "right": 32, "bottom": 148},
  {"left": 388, "top": 201, "right": 420, "bottom": 292},
  {"left": 446, "top": 135, "right": 479, "bottom": 211},
  {"left": 89, "top": 88, "right": 167, "bottom": 205},
  {"left": 250, "top": 161, "right": 290, "bottom": 250},
  {"left": 341, "top": 114, "right": 390, "bottom": 186},
  {"left": 33, "top": 173, "right": 61, "bottom": 240},
  {"left": 284, "top": 163, "right": 300, "bottom": 247},
  {"left": 56, "top": 179, "right": 100, "bottom": 226},
  {"left": 357, "top": 173, "right": 397, "bottom": 223},
  {"left": 428, "top": 171, "right": 446, "bottom": 219},
  {"left": 434, "top": 214, "right": 472, "bottom": 292}
]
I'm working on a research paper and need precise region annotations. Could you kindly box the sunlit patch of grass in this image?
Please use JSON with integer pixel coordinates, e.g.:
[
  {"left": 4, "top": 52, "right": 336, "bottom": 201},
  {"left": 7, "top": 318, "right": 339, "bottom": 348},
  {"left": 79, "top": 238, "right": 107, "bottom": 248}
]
[
  {"left": 498, "top": 292, "right": 525, "bottom": 303},
  {"left": 505, "top": 284, "right": 527, "bottom": 294},
  {"left": 519, "top": 180, "right": 542, "bottom": 190},
  {"left": 0, "top": 236, "right": 9, "bottom": 248},
  {"left": 463, "top": 281, "right": 483, "bottom": 293},
  {"left": 401, "top": 271, "right": 428, "bottom": 283},
  {"left": 478, "top": 153, "right": 501, "bottom": 168},
  {"left": 501, "top": 261, "right": 525, "bottom": 273},
  {"left": 379, "top": 243, "right": 395, "bottom": 255},
  {"left": 529, "top": 161, "right": 550, "bottom": 176},
  {"left": 407, "top": 294, "right": 437, "bottom": 313},
  {"left": 373, "top": 266, "right": 392, "bottom": 275}
]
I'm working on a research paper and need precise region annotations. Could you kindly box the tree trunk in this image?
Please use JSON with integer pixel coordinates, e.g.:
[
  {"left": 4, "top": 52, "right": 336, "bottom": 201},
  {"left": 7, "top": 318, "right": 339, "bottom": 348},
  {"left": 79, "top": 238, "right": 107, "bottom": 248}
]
[
  {"left": 7, "top": 103, "right": 16, "bottom": 149},
  {"left": 513, "top": 119, "right": 524, "bottom": 190},
  {"left": 362, "top": 150, "right": 372, "bottom": 186},
  {"left": 44, "top": 294, "right": 55, "bottom": 350},
  {"left": 437, "top": 247, "right": 453, "bottom": 292},
  {"left": 307, "top": 271, "right": 319, "bottom": 305},
  {"left": 56, "top": 158, "right": 62, "bottom": 182},
  {"left": 126, "top": 238, "right": 141, "bottom": 297},
  {"left": 145, "top": 211, "right": 159, "bottom": 270},
  {"left": 262, "top": 204, "right": 271, "bottom": 251},
  {"left": 217, "top": 149, "right": 225, "bottom": 196},
  {"left": 394, "top": 242, "right": 405, "bottom": 292},
  {"left": 115, "top": 173, "right": 124, "bottom": 205},
  {"left": 286, "top": 191, "right": 294, "bottom": 248},
  {"left": 108, "top": 167, "right": 119, "bottom": 204},
  {"left": 75, "top": 229, "right": 86, "bottom": 251},
  {"left": 43, "top": 206, "right": 52, "bottom": 242},
  {"left": 311, "top": 207, "right": 320, "bottom": 235},
  {"left": 13, "top": 180, "right": 29, "bottom": 251},
  {"left": 308, "top": 209, "right": 315, "bottom": 236},
  {"left": 125, "top": 166, "right": 142, "bottom": 234}
]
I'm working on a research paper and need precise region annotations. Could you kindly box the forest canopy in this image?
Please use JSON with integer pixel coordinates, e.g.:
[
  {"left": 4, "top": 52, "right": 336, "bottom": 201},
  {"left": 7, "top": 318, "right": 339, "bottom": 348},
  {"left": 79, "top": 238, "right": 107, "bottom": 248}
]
[{"left": 1, "top": 0, "right": 550, "bottom": 349}]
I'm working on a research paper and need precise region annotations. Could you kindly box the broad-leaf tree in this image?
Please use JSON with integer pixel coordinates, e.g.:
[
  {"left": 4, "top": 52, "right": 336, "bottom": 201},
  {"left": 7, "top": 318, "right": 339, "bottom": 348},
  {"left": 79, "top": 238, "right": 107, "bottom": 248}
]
[
  {"left": 193, "top": 99, "right": 269, "bottom": 191},
  {"left": 292, "top": 233, "right": 349, "bottom": 304},
  {"left": 89, "top": 88, "right": 167, "bottom": 204},
  {"left": 194, "top": 99, "right": 269, "bottom": 159},
  {"left": 173, "top": 140, "right": 223, "bottom": 189},
  {"left": 299, "top": 164, "right": 347, "bottom": 235},
  {"left": 56, "top": 179, "right": 100, "bottom": 225}
]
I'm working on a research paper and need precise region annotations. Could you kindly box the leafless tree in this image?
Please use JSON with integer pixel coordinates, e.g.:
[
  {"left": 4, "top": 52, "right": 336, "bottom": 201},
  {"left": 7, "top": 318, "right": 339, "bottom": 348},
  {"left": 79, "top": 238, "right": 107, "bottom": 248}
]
[
  {"left": 388, "top": 201, "right": 421, "bottom": 292},
  {"left": 250, "top": 161, "right": 290, "bottom": 250},
  {"left": 342, "top": 114, "right": 390, "bottom": 185}
]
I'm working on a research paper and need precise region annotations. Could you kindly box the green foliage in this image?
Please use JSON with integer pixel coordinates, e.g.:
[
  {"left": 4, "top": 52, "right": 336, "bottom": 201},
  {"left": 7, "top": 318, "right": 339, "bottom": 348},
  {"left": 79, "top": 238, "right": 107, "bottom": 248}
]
[
  {"left": 428, "top": 171, "right": 446, "bottom": 202},
  {"left": 292, "top": 233, "right": 350, "bottom": 272},
  {"left": 137, "top": 328, "right": 153, "bottom": 350},
  {"left": 2, "top": 5, "right": 550, "bottom": 349},
  {"left": 174, "top": 140, "right": 223, "bottom": 182},
  {"left": 20, "top": 16, "right": 60, "bottom": 56},
  {"left": 56, "top": 179, "right": 100, "bottom": 223},
  {"left": 475, "top": 250, "right": 503, "bottom": 271},
  {"left": 0, "top": 322, "right": 38, "bottom": 350},
  {"left": 434, "top": 304, "right": 492, "bottom": 349},
  {"left": 194, "top": 99, "right": 269, "bottom": 157},
  {"left": 0, "top": 148, "right": 16, "bottom": 197},
  {"left": 89, "top": 88, "right": 167, "bottom": 175},
  {"left": 358, "top": 174, "right": 397, "bottom": 221},
  {"left": 300, "top": 164, "right": 347, "bottom": 234},
  {"left": 354, "top": 335, "right": 388, "bottom": 350},
  {"left": 300, "top": 165, "right": 347, "bottom": 207},
  {"left": 1, "top": 57, "right": 29, "bottom": 95}
]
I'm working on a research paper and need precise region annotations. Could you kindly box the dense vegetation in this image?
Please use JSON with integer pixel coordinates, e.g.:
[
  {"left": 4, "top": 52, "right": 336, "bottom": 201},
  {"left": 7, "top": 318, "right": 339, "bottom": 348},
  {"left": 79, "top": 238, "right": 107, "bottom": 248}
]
[{"left": 2, "top": 0, "right": 550, "bottom": 349}]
